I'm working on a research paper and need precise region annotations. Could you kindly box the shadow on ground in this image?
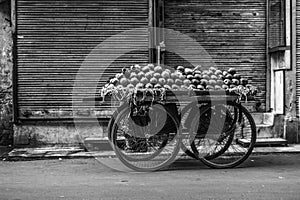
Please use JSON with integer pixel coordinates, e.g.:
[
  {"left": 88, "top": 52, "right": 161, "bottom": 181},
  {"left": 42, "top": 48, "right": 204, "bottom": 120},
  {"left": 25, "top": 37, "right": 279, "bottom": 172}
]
[{"left": 163, "top": 153, "right": 300, "bottom": 171}]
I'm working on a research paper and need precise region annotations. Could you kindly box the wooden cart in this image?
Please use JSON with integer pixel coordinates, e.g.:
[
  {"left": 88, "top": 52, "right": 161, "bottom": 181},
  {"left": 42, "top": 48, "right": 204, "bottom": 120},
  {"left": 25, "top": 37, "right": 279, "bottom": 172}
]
[{"left": 97, "top": 89, "right": 257, "bottom": 172}]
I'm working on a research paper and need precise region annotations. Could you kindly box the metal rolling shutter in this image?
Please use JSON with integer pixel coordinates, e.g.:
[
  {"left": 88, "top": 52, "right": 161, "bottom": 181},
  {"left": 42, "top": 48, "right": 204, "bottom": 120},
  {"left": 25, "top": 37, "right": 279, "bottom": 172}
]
[
  {"left": 16, "top": 0, "right": 149, "bottom": 120},
  {"left": 163, "top": 0, "right": 267, "bottom": 108}
]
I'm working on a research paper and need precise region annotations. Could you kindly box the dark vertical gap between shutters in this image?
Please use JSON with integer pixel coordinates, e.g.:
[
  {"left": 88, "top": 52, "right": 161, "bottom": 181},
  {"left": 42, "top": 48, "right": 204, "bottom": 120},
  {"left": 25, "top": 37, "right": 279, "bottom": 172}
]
[
  {"left": 296, "top": 0, "right": 300, "bottom": 115},
  {"left": 149, "top": 0, "right": 154, "bottom": 63},
  {"left": 16, "top": 0, "right": 149, "bottom": 120},
  {"left": 12, "top": 0, "right": 19, "bottom": 122}
]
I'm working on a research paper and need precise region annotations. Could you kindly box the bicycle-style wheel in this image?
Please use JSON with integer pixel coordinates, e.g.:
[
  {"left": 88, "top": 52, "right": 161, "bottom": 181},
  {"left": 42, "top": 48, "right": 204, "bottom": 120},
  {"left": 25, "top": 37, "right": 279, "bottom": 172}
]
[
  {"left": 180, "top": 102, "right": 199, "bottom": 159},
  {"left": 110, "top": 103, "right": 182, "bottom": 172},
  {"left": 180, "top": 102, "right": 237, "bottom": 160},
  {"left": 190, "top": 101, "right": 256, "bottom": 168}
]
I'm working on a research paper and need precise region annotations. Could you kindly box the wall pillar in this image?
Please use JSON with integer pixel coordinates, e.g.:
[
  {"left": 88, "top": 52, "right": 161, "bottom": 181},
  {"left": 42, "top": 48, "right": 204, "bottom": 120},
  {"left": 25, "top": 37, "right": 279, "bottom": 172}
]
[{"left": 0, "top": 0, "right": 13, "bottom": 146}]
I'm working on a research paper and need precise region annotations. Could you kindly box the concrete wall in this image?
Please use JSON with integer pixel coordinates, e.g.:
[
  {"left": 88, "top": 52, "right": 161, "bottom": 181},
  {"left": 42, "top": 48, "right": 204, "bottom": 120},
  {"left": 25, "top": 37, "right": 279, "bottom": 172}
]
[
  {"left": 0, "top": 0, "right": 13, "bottom": 145},
  {"left": 14, "top": 121, "right": 108, "bottom": 146},
  {"left": 284, "top": 69, "right": 299, "bottom": 143},
  {"left": 268, "top": 52, "right": 299, "bottom": 144}
]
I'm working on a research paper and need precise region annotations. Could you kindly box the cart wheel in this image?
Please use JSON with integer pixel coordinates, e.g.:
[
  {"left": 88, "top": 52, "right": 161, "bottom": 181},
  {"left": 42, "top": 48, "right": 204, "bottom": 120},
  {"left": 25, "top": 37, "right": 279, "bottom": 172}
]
[
  {"left": 180, "top": 102, "right": 202, "bottom": 159},
  {"left": 190, "top": 104, "right": 236, "bottom": 160},
  {"left": 108, "top": 104, "right": 169, "bottom": 161},
  {"left": 181, "top": 102, "right": 237, "bottom": 160},
  {"left": 110, "top": 103, "right": 182, "bottom": 172},
  {"left": 190, "top": 101, "right": 256, "bottom": 169}
]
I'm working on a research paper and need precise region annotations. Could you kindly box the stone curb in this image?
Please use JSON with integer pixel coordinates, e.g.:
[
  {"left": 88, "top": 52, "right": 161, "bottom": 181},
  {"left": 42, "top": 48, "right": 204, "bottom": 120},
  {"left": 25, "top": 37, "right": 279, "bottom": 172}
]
[
  {"left": 1, "top": 144, "right": 300, "bottom": 161},
  {"left": 1, "top": 147, "right": 114, "bottom": 161},
  {"left": 252, "top": 144, "right": 300, "bottom": 154}
]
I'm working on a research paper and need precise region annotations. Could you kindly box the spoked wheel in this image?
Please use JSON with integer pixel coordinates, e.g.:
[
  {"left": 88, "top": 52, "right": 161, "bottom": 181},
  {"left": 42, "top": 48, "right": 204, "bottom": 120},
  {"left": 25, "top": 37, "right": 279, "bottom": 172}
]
[
  {"left": 190, "top": 101, "right": 256, "bottom": 169},
  {"left": 180, "top": 102, "right": 205, "bottom": 159},
  {"left": 108, "top": 104, "right": 169, "bottom": 162},
  {"left": 190, "top": 104, "right": 237, "bottom": 160},
  {"left": 110, "top": 103, "right": 182, "bottom": 172},
  {"left": 180, "top": 102, "right": 198, "bottom": 159},
  {"left": 180, "top": 102, "right": 237, "bottom": 160}
]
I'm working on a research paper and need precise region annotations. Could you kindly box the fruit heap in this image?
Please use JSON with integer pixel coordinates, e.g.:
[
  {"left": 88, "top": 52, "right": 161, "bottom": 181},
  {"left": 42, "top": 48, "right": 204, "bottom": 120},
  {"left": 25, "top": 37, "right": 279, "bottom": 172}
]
[{"left": 102, "top": 64, "right": 257, "bottom": 96}]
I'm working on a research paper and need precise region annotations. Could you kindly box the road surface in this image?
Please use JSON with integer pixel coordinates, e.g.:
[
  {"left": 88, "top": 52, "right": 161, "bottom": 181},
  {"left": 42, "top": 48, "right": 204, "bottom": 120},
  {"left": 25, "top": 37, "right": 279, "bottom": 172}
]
[{"left": 0, "top": 154, "right": 300, "bottom": 200}]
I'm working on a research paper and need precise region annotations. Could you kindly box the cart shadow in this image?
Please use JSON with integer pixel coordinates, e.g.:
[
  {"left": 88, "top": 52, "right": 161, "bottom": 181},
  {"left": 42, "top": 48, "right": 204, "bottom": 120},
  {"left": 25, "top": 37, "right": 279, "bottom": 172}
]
[
  {"left": 165, "top": 159, "right": 209, "bottom": 171},
  {"left": 243, "top": 154, "right": 300, "bottom": 168},
  {"left": 162, "top": 157, "right": 258, "bottom": 171},
  {"left": 163, "top": 153, "right": 300, "bottom": 171}
]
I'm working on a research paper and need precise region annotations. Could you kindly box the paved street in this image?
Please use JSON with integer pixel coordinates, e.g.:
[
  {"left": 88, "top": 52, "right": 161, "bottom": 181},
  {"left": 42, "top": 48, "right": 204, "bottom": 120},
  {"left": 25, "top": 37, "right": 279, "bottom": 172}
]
[{"left": 1, "top": 154, "right": 300, "bottom": 200}]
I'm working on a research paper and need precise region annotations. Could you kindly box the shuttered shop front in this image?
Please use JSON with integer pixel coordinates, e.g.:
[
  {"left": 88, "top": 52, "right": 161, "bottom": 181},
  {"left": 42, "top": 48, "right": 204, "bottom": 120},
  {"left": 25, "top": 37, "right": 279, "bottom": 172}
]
[
  {"left": 163, "top": 0, "right": 267, "bottom": 108},
  {"left": 16, "top": 0, "right": 150, "bottom": 120}
]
